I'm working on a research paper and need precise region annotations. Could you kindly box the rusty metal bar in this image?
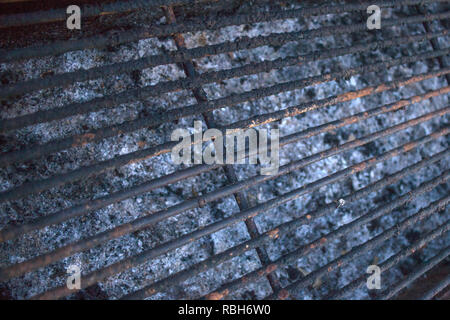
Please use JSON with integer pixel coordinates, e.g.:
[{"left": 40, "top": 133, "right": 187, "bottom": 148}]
[
  {"left": 420, "top": 274, "right": 450, "bottom": 300},
  {"left": 0, "top": 64, "right": 448, "bottom": 205},
  {"left": 1, "top": 0, "right": 446, "bottom": 62},
  {"left": 378, "top": 247, "right": 450, "bottom": 299},
  {"left": 2, "top": 31, "right": 448, "bottom": 135},
  {"left": 1, "top": 86, "right": 447, "bottom": 243},
  {"left": 201, "top": 173, "right": 450, "bottom": 300},
  {"left": 2, "top": 13, "right": 448, "bottom": 99},
  {"left": 1, "top": 51, "right": 448, "bottom": 172},
  {"left": 0, "top": 0, "right": 200, "bottom": 28},
  {"left": 4, "top": 99, "right": 445, "bottom": 281},
  {"left": 265, "top": 198, "right": 450, "bottom": 300},
  {"left": 329, "top": 230, "right": 450, "bottom": 299},
  {"left": 415, "top": 5, "right": 450, "bottom": 84},
  {"left": 28, "top": 128, "right": 448, "bottom": 300},
  {"left": 127, "top": 166, "right": 450, "bottom": 300},
  {"left": 0, "top": 68, "right": 447, "bottom": 203},
  {"left": 163, "top": 5, "right": 281, "bottom": 292}
]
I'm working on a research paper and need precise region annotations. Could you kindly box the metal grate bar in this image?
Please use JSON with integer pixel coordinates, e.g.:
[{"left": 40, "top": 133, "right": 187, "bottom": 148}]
[
  {"left": 2, "top": 13, "right": 448, "bottom": 99},
  {"left": 420, "top": 274, "right": 450, "bottom": 300},
  {"left": 378, "top": 247, "right": 450, "bottom": 299},
  {"left": 266, "top": 197, "right": 450, "bottom": 299},
  {"left": 0, "top": 0, "right": 200, "bottom": 28},
  {"left": 1, "top": 86, "right": 446, "bottom": 244},
  {"left": 126, "top": 163, "right": 450, "bottom": 299},
  {"left": 27, "top": 127, "right": 448, "bottom": 299},
  {"left": 201, "top": 172, "right": 449, "bottom": 300},
  {"left": 0, "top": 0, "right": 445, "bottom": 61},
  {"left": 0, "top": 53, "right": 448, "bottom": 204},
  {"left": 163, "top": 5, "right": 280, "bottom": 292},
  {"left": 330, "top": 229, "right": 450, "bottom": 299}
]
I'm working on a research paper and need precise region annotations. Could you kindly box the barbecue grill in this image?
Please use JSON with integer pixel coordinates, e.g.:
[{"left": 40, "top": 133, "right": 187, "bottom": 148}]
[{"left": 0, "top": 0, "right": 449, "bottom": 300}]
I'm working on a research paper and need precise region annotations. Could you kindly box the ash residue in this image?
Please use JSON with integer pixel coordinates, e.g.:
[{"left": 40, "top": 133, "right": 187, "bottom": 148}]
[{"left": 0, "top": 1, "right": 449, "bottom": 300}]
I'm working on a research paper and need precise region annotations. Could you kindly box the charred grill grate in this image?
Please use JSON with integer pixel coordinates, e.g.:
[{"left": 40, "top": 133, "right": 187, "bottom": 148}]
[{"left": 0, "top": 0, "right": 449, "bottom": 300}]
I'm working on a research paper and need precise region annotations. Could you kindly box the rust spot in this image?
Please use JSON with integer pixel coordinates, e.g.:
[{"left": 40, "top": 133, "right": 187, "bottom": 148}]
[
  {"left": 74, "top": 133, "right": 96, "bottom": 147},
  {"left": 337, "top": 87, "right": 374, "bottom": 102},
  {"left": 343, "top": 116, "right": 358, "bottom": 125},
  {"left": 266, "top": 264, "right": 278, "bottom": 273},
  {"left": 278, "top": 289, "right": 289, "bottom": 300},
  {"left": 403, "top": 142, "right": 416, "bottom": 152},
  {"left": 198, "top": 198, "right": 207, "bottom": 208},
  {"left": 268, "top": 228, "right": 279, "bottom": 239},
  {"left": 351, "top": 162, "right": 367, "bottom": 173},
  {"left": 137, "top": 141, "right": 146, "bottom": 148},
  {"left": 206, "top": 289, "right": 229, "bottom": 300}
]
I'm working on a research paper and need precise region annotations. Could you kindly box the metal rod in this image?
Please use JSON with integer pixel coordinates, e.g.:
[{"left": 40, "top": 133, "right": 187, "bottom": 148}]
[
  {"left": 0, "top": 0, "right": 200, "bottom": 28},
  {"left": 2, "top": 30, "right": 447, "bottom": 133},
  {"left": 1, "top": 0, "right": 445, "bottom": 61},
  {"left": 163, "top": 5, "right": 281, "bottom": 292},
  {"left": 329, "top": 229, "right": 450, "bottom": 299},
  {"left": 265, "top": 199, "right": 450, "bottom": 300},
  {"left": 420, "top": 274, "right": 450, "bottom": 300},
  {"left": 28, "top": 128, "right": 448, "bottom": 300},
  {"left": 1, "top": 14, "right": 448, "bottom": 99},
  {"left": 128, "top": 166, "right": 450, "bottom": 300},
  {"left": 378, "top": 247, "right": 450, "bottom": 299},
  {"left": 0, "top": 50, "right": 447, "bottom": 169},
  {"left": 1, "top": 86, "right": 447, "bottom": 243}
]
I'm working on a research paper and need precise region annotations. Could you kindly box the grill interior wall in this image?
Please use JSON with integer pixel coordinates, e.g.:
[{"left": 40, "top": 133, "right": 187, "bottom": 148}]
[{"left": 0, "top": 0, "right": 448, "bottom": 299}]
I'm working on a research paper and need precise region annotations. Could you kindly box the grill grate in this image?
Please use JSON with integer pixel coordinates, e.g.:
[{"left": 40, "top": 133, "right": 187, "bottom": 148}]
[{"left": 0, "top": 0, "right": 449, "bottom": 300}]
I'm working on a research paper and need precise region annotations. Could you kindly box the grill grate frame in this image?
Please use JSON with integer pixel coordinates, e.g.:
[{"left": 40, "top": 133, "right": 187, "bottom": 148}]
[{"left": 0, "top": 0, "right": 449, "bottom": 300}]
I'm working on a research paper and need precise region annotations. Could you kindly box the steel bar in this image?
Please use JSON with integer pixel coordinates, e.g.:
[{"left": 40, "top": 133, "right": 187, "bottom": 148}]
[
  {"left": 2, "top": 31, "right": 448, "bottom": 135},
  {"left": 201, "top": 173, "right": 450, "bottom": 300},
  {"left": 1, "top": 14, "right": 448, "bottom": 99},
  {"left": 206, "top": 175, "right": 450, "bottom": 299},
  {"left": 378, "top": 247, "right": 450, "bottom": 299},
  {"left": 4, "top": 100, "right": 445, "bottom": 280},
  {"left": 265, "top": 199, "right": 450, "bottom": 300},
  {"left": 164, "top": 5, "right": 281, "bottom": 292},
  {"left": 29, "top": 129, "right": 448, "bottom": 299},
  {"left": 1, "top": 0, "right": 445, "bottom": 62},
  {"left": 415, "top": 5, "right": 450, "bottom": 84},
  {"left": 1, "top": 52, "right": 448, "bottom": 172},
  {"left": 126, "top": 165, "right": 449, "bottom": 300},
  {"left": 0, "top": 0, "right": 200, "bottom": 28},
  {"left": 1, "top": 86, "right": 447, "bottom": 243},
  {"left": 420, "top": 274, "right": 450, "bottom": 300},
  {"left": 0, "top": 71, "right": 448, "bottom": 204},
  {"left": 329, "top": 231, "right": 450, "bottom": 299}
]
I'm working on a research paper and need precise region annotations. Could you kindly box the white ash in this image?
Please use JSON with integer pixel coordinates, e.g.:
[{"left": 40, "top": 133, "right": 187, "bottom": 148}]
[{"left": 0, "top": 2, "right": 449, "bottom": 300}]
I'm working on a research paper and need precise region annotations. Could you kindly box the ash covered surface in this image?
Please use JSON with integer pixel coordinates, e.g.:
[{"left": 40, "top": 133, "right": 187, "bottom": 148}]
[{"left": 0, "top": 1, "right": 449, "bottom": 300}]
